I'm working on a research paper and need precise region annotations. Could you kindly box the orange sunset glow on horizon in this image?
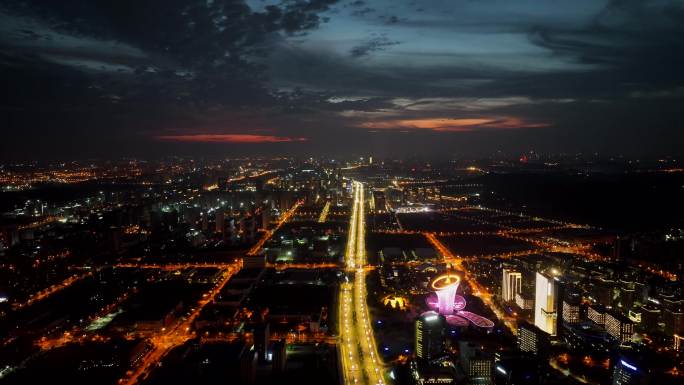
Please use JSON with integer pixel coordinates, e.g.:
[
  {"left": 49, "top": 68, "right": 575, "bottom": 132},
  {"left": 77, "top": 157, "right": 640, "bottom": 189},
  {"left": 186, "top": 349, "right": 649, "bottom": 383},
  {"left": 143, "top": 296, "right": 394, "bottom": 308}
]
[
  {"left": 360, "top": 117, "right": 549, "bottom": 132},
  {"left": 155, "top": 134, "right": 308, "bottom": 143}
]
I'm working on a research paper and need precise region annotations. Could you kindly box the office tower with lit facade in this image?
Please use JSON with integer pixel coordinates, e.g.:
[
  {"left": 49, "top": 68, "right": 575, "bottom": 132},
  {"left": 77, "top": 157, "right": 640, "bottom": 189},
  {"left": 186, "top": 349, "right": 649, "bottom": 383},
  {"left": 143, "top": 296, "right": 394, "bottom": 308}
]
[
  {"left": 415, "top": 312, "right": 446, "bottom": 361},
  {"left": 534, "top": 272, "right": 558, "bottom": 336},
  {"left": 459, "top": 341, "right": 493, "bottom": 385},
  {"left": 561, "top": 288, "right": 582, "bottom": 328},
  {"left": 588, "top": 304, "right": 607, "bottom": 326},
  {"left": 517, "top": 321, "right": 550, "bottom": 356},
  {"left": 562, "top": 299, "right": 581, "bottom": 325},
  {"left": 515, "top": 293, "right": 534, "bottom": 310},
  {"left": 502, "top": 268, "right": 522, "bottom": 303},
  {"left": 606, "top": 310, "right": 635, "bottom": 344},
  {"left": 612, "top": 355, "right": 649, "bottom": 385}
]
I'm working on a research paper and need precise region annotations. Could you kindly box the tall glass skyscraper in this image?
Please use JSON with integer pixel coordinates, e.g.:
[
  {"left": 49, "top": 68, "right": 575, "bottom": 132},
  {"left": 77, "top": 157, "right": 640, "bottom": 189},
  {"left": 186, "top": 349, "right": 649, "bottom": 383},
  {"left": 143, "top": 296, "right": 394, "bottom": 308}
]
[
  {"left": 415, "top": 312, "right": 446, "bottom": 361},
  {"left": 534, "top": 272, "right": 557, "bottom": 336}
]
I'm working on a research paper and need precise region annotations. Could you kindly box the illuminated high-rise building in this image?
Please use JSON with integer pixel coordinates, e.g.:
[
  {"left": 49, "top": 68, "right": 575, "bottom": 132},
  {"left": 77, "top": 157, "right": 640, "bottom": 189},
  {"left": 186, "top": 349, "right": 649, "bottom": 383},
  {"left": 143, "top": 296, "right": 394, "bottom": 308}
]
[
  {"left": 515, "top": 293, "right": 534, "bottom": 310},
  {"left": 502, "top": 269, "right": 522, "bottom": 303},
  {"left": 459, "top": 342, "right": 493, "bottom": 385},
  {"left": 415, "top": 312, "right": 446, "bottom": 361},
  {"left": 588, "top": 304, "right": 607, "bottom": 326},
  {"left": 562, "top": 289, "right": 582, "bottom": 326},
  {"left": 534, "top": 272, "right": 557, "bottom": 336},
  {"left": 612, "top": 355, "right": 648, "bottom": 385},
  {"left": 517, "top": 321, "right": 550, "bottom": 356},
  {"left": 562, "top": 300, "right": 581, "bottom": 324},
  {"left": 606, "top": 311, "right": 635, "bottom": 343}
]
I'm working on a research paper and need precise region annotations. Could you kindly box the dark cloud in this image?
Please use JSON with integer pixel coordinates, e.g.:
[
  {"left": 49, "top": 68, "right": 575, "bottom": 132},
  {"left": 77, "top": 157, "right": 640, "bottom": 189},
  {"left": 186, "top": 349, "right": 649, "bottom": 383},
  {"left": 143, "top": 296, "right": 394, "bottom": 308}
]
[
  {"left": 351, "top": 7, "right": 374, "bottom": 17},
  {"left": 0, "top": 0, "right": 340, "bottom": 159},
  {"left": 349, "top": 35, "right": 399, "bottom": 58},
  {"left": 278, "top": 0, "right": 338, "bottom": 33},
  {"left": 1, "top": 0, "right": 683, "bottom": 159},
  {"left": 531, "top": 3, "right": 684, "bottom": 90},
  {"left": 381, "top": 15, "right": 400, "bottom": 24}
]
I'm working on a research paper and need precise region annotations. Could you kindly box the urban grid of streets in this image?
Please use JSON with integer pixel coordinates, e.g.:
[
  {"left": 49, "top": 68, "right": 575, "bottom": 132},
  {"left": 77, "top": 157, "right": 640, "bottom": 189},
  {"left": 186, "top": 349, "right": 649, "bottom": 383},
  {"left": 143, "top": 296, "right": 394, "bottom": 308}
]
[
  {"left": 339, "top": 181, "right": 386, "bottom": 385},
  {"left": 116, "top": 201, "right": 302, "bottom": 385}
]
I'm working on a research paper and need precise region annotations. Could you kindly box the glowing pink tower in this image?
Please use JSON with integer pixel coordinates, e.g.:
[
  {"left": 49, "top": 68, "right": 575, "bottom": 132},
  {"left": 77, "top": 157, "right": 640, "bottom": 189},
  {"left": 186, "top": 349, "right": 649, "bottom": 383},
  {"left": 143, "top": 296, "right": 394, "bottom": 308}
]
[
  {"left": 432, "top": 274, "right": 460, "bottom": 315},
  {"left": 424, "top": 273, "right": 494, "bottom": 328}
]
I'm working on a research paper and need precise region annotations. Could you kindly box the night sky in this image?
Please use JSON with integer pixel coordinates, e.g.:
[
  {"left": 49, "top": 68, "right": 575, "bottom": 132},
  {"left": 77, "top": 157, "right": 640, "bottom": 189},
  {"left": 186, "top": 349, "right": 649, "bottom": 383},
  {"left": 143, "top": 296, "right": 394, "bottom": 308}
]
[{"left": 1, "top": 0, "right": 684, "bottom": 159}]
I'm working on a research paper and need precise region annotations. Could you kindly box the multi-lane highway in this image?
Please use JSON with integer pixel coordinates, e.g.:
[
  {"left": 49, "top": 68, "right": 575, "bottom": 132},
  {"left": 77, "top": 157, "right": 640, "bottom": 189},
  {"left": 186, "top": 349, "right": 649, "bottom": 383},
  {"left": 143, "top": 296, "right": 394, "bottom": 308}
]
[{"left": 339, "top": 181, "right": 386, "bottom": 385}]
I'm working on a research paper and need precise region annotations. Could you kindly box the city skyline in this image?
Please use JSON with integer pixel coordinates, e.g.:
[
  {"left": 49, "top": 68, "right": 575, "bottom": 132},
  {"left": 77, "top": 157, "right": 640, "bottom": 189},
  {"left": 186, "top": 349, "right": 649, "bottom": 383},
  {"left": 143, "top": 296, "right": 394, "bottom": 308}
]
[{"left": 0, "top": 156, "right": 683, "bottom": 385}]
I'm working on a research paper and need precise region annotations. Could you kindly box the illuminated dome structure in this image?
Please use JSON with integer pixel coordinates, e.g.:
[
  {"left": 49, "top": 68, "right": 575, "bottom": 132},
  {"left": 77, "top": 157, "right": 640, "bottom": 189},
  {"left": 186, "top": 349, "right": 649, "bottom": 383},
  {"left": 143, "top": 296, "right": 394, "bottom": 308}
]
[
  {"left": 382, "top": 294, "right": 409, "bottom": 310},
  {"left": 425, "top": 274, "right": 494, "bottom": 328}
]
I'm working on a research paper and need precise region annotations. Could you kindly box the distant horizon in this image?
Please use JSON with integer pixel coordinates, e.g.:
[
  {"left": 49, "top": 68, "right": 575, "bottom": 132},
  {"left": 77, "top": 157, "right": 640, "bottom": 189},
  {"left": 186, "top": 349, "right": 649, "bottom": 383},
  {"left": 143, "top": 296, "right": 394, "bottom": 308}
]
[{"left": 1, "top": 151, "right": 682, "bottom": 164}]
